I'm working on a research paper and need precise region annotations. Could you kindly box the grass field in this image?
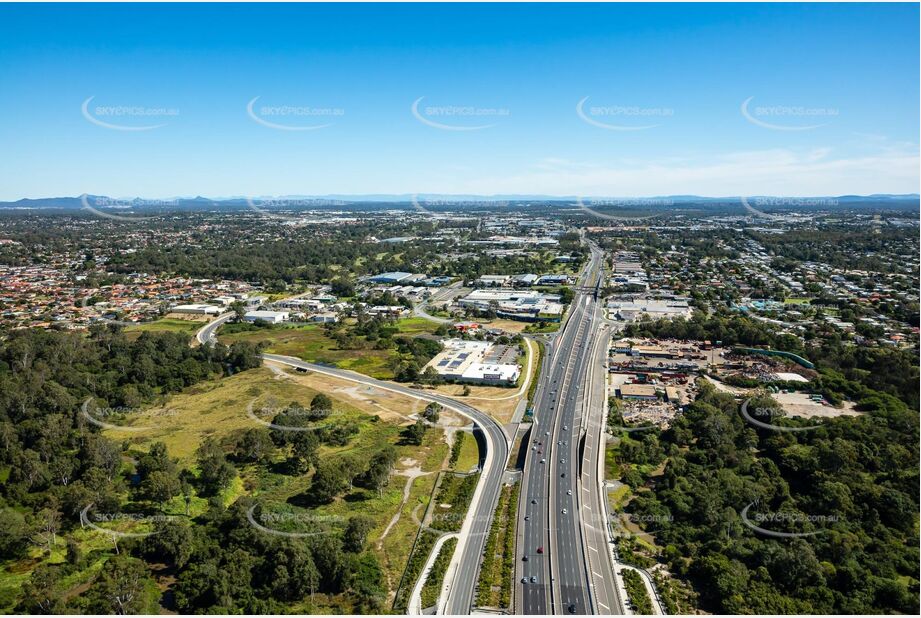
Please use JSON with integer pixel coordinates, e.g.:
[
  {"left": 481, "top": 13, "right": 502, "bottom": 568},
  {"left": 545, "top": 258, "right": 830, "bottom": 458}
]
[
  {"left": 125, "top": 317, "right": 205, "bottom": 337},
  {"left": 93, "top": 365, "right": 454, "bottom": 606},
  {"left": 217, "top": 318, "right": 439, "bottom": 380},
  {"left": 452, "top": 431, "right": 481, "bottom": 473}
]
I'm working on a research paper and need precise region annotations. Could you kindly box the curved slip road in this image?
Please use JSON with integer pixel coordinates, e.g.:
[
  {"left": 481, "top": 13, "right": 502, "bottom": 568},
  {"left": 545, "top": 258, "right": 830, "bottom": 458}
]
[{"left": 197, "top": 314, "right": 509, "bottom": 615}]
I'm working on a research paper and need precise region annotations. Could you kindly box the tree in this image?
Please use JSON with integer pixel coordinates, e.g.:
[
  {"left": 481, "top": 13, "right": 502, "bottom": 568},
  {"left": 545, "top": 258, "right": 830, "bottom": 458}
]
[
  {"left": 230, "top": 301, "right": 247, "bottom": 322},
  {"left": 343, "top": 515, "right": 375, "bottom": 553},
  {"left": 329, "top": 278, "right": 355, "bottom": 298},
  {"left": 423, "top": 402, "right": 442, "bottom": 422},
  {"left": 234, "top": 428, "right": 275, "bottom": 464},
  {"left": 143, "top": 521, "right": 195, "bottom": 569},
  {"left": 142, "top": 470, "right": 181, "bottom": 505},
  {"left": 19, "top": 563, "right": 63, "bottom": 614},
  {"left": 355, "top": 446, "right": 397, "bottom": 496},
  {"left": 29, "top": 506, "right": 61, "bottom": 555},
  {"left": 85, "top": 555, "right": 156, "bottom": 615},
  {"left": 309, "top": 393, "right": 333, "bottom": 420},
  {"left": 196, "top": 439, "right": 237, "bottom": 496},
  {"left": 288, "top": 431, "right": 320, "bottom": 475},
  {"left": 136, "top": 442, "right": 177, "bottom": 480},
  {"left": 0, "top": 508, "right": 30, "bottom": 560},
  {"left": 343, "top": 552, "right": 385, "bottom": 611},
  {"left": 404, "top": 418, "right": 428, "bottom": 446},
  {"left": 309, "top": 458, "right": 349, "bottom": 503}
]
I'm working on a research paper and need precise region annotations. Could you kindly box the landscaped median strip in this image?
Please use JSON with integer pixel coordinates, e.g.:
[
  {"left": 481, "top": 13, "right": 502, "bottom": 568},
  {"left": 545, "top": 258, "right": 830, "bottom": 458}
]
[{"left": 475, "top": 481, "right": 520, "bottom": 610}]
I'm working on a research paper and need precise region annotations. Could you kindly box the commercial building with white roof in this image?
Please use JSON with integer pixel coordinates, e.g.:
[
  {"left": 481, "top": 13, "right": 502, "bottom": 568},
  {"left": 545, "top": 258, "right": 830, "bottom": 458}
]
[{"left": 424, "top": 339, "right": 521, "bottom": 385}]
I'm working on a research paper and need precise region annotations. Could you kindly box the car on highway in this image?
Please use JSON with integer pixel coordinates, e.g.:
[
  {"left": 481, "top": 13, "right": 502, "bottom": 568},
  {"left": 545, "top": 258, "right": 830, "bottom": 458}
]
[
  {"left": 530, "top": 576, "right": 537, "bottom": 583},
  {"left": 568, "top": 604, "right": 577, "bottom": 613},
  {"left": 536, "top": 546, "right": 543, "bottom": 553},
  {"left": 531, "top": 499, "right": 537, "bottom": 504},
  {"left": 560, "top": 458, "right": 565, "bottom": 463},
  {"left": 522, "top": 555, "right": 528, "bottom": 561},
  {"left": 521, "top": 577, "right": 528, "bottom": 584},
  {"left": 540, "top": 458, "right": 546, "bottom": 464},
  {"left": 561, "top": 472, "right": 566, "bottom": 477},
  {"left": 561, "top": 508, "right": 568, "bottom": 514},
  {"left": 524, "top": 515, "right": 530, "bottom": 521},
  {"left": 563, "top": 425, "right": 568, "bottom": 430},
  {"left": 567, "top": 489, "right": 572, "bottom": 495}
]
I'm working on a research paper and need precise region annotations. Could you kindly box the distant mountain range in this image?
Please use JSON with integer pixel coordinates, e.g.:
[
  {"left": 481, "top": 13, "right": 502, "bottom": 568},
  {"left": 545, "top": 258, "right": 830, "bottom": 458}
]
[{"left": 0, "top": 193, "right": 917, "bottom": 211}]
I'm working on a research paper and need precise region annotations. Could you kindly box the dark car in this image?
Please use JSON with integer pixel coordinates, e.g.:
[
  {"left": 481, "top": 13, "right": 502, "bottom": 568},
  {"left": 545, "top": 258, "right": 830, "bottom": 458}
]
[{"left": 568, "top": 604, "right": 577, "bottom": 614}]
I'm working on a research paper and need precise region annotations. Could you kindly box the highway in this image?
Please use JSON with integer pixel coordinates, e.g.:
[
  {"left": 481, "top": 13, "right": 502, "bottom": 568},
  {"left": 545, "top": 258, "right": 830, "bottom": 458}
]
[
  {"left": 196, "top": 315, "right": 509, "bottom": 615},
  {"left": 517, "top": 244, "right": 622, "bottom": 615}
]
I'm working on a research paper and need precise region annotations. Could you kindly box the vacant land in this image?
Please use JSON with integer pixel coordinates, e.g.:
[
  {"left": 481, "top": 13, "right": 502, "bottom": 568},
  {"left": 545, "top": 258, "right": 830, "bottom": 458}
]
[
  {"left": 125, "top": 317, "right": 206, "bottom": 337},
  {"left": 218, "top": 318, "right": 439, "bottom": 380},
  {"left": 101, "top": 365, "right": 455, "bottom": 606}
]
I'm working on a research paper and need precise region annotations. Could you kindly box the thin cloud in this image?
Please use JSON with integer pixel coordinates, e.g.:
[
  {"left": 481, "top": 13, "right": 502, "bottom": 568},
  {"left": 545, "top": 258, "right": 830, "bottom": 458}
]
[{"left": 454, "top": 147, "right": 919, "bottom": 197}]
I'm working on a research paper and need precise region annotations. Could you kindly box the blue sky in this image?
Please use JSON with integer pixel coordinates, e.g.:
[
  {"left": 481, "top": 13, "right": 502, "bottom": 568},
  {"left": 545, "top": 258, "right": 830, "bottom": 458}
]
[{"left": 0, "top": 2, "right": 918, "bottom": 199}]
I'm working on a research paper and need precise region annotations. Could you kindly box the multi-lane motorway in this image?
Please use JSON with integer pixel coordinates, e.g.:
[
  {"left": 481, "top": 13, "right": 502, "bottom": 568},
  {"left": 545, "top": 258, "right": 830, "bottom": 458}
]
[
  {"left": 199, "top": 242, "right": 620, "bottom": 616},
  {"left": 517, "top": 244, "right": 622, "bottom": 615}
]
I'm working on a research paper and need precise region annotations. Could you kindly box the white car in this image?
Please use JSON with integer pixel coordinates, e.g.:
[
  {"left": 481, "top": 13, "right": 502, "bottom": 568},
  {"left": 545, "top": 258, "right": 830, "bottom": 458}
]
[
  {"left": 567, "top": 490, "right": 572, "bottom": 496},
  {"left": 561, "top": 508, "right": 568, "bottom": 514}
]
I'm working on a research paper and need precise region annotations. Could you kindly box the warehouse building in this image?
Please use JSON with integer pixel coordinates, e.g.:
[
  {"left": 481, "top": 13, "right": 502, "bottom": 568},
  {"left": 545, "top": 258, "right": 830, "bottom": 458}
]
[
  {"left": 424, "top": 339, "right": 520, "bottom": 385},
  {"left": 619, "top": 384, "right": 659, "bottom": 400},
  {"left": 368, "top": 271, "right": 415, "bottom": 284},
  {"left": 171, "top": 303, "right": 222, "bottom": 316},
  {"left": 243, "top": 310, "right": 290, "bottom": 324}
]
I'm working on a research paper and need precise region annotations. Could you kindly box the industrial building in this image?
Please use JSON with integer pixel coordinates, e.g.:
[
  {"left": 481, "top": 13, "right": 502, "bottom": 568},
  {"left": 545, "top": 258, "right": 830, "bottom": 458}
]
[
  {"left": 607, "top": 298, "right": 693, "bottom": 321},
  {"left": 367, "top": 272, "right": 415, "bottom": 284},
  {"left": 457, "top": 289, "right": 564, "bottom": 322},
  {"left": 424, "top": 339, "right": 521, "bottom": 385},
  {"left": 619, "top": 384, "right": 659, "bottom": 400},
  {"left": 243, "top": 310, "right": 290, "bottom": 324},
  {"left": 171, "top": 303, "right": 222, "bottom": 316}
]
